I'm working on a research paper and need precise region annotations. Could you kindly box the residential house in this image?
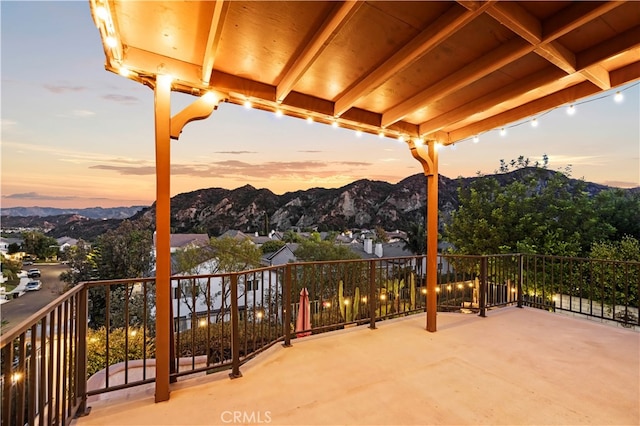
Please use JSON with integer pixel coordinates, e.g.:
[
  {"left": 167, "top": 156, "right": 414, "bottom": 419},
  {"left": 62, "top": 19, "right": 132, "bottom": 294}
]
[
  {"left": 166, "top": 233, "right": 282, "bottom": 331},
  {"left": 260, "top": 243, "right": 298, "bottom": 267},
  {"left": 56, "top": 236, "right": 79, "bottom": 252}
]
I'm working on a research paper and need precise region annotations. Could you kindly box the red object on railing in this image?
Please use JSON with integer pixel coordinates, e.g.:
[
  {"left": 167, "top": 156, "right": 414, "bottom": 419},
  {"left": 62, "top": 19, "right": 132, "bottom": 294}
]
[{"left": 295, "top": 288, "right": 311, "bottom": 338}]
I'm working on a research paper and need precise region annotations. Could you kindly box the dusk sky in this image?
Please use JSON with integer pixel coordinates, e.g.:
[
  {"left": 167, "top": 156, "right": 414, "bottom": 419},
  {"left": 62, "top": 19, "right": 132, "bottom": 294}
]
[{"left": 1, "top": 1, "right": 639, "bottom": 210}]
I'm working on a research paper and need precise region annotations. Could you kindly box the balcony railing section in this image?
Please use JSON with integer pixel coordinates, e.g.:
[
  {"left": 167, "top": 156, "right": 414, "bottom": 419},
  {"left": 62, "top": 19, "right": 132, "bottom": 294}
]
[
  {"left": 1, "top": 253, "right": 638, "bottom": 425},
  {"left": 522, "top": 254, "right": 639, "bottom": 327},
  {"left": 0, "top": 284, "right": 88, "bottom": 426}
]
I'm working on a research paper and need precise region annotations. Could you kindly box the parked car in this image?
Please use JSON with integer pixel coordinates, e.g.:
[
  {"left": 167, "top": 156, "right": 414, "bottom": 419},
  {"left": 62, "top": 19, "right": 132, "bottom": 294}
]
[
  {"left": 25, "top": 280, "right": 42, "bottom": 291},
  {"left": 27, "top": 268, "right": 41, "bottom": 278}
]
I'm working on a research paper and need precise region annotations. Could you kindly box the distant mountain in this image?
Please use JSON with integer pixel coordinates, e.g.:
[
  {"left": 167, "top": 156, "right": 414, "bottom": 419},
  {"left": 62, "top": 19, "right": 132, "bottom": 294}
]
[
  {"left": 2, "top": 170, "right": 635, "bottom": 241},
  {"left": 0, "top": 206, "right": 145, "bottom": 220}
]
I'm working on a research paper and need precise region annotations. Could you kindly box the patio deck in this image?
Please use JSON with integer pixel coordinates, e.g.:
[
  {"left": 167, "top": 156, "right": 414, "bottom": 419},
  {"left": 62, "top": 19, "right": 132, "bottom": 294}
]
[{"left": 73, "top": 307, "right": 639, "bottom": 426}]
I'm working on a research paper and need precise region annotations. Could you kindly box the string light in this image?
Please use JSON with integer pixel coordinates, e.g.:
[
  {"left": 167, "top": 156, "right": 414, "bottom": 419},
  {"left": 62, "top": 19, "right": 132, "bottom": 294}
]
[
  {"left": 378, "top": 131, "right": 385, "bottom": 138},
  {"left": 332, "top": 120, "right": 338, "bottom": 128},
  {"left": 275, "top": 109, "right": 283, "bottom": 118},
  {"left": 455, "top": 82, "right": 637, "bottom": 145},
  {"left": 306, "top": 116, "right": 313, "bottom": 124},
  {"left": 614, "top": 91, "right": 623, "bottom": 103},
  {"left": 243, "top": 100, "right": 252, "bottom": 109},
  {"left": 355, "top": 130, "right": 362, "bottom": 138}
]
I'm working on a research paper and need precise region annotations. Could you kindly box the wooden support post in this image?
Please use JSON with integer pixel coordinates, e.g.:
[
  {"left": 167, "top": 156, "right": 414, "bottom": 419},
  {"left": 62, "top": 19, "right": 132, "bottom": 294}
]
[{"left": 154, "top": 75, "right": 172, "bottom": 403}]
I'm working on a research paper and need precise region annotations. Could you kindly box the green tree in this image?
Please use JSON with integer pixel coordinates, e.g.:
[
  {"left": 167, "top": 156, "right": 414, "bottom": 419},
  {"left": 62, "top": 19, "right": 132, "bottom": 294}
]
[
  {"left": 294, "top": 238, "right": 360, "bottom": 261},
  {"left": 59, "top": 240, "right": 96, "bottom": 288},
  {"left": 7, "top": 243, "right": 20, "bottom": 255},
  {"left": 374, "top": 226, "right": 389, "bottom": 244},
  {"left": 261, "top": 240, "right": 286, "bottom": 254},
  {"left": 173, "top": 237, "right": 262, "bottom": 310},
  {"left": 593, "top": 189, "right": 640, "bottom": 241},
  {"left": 88, "top": 219, "right": 155, "bottom": 330},
  {"left": 21, "top": 231, "right": 58, "bottom": 259},
  {"left": 1, "top": 258, "right": 22, "bottom": 282},
  {"left": 282, "top": 230, "right": 300, "bottom": 243},
  {"left": 94, "top": 219, "right": 155, "bottom": 279},
  {"left": 445, "top": 163, "right": 608, "bottom": 256},
  {"left": 401, "top": 222, "right": 426, "bottom": 255},
  {"left": 589, "top": 236, "right": 639, "bottom": 324}
]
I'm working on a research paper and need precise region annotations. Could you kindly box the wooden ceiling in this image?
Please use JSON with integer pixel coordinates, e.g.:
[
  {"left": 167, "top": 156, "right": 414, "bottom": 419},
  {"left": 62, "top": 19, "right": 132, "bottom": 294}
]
[{"left": 90, "top": 0, "right": 640, "bottom": 144}]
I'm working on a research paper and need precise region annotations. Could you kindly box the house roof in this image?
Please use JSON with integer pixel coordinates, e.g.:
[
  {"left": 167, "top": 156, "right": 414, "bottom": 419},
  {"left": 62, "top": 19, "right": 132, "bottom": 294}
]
[
  {"left": 90, "top": 1, "right": 639, "bottom": 144},
  {"left": 169, "top": 234, "right": 210, "bottom": 249}
]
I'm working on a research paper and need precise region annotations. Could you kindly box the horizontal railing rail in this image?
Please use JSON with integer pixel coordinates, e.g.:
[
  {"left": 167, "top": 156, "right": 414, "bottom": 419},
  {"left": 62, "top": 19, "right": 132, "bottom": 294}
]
[{"left": 1, "top": 252, "right": 637, "bottom": 425}]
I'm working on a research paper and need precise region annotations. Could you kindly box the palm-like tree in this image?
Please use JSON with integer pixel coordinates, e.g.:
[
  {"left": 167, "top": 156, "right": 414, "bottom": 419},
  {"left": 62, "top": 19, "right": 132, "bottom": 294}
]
[{"left": 401, "top": 222, "right": 426, "bottom": 255}]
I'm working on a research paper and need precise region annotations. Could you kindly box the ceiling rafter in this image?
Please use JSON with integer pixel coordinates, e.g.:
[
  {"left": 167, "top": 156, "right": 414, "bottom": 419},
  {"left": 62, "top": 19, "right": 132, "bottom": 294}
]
[
  {"left": 419, "top": 67, "right": 566, "bottom": 136},
  {"left": 381, "top": 38, "right": 533, "bottom": 128},
  {"left": 543, "top": 1, "right": 623, "bottom": 40},
  {"left": 446, "top": 67, "right": 639, "bottom": 143},
  {"left": 577, "top": 26, "right": 640, "bottom": 69},
  {"left": 487, "top": 2, "right": 623, "bottom": 90},
  {"left": 333, "top": 2, "right": 494, "bottom": 117},
  {"left": 201, "top": 0, "right": 229, "bottom": 85},
  {"left": 275, "top": 1, "right": 362, "bottom": 103}
]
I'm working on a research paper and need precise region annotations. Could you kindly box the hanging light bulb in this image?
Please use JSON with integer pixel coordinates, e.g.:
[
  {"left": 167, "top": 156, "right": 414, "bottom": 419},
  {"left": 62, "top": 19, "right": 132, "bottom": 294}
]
[
  {"left": 355, "top": 130, "right": 362, "bottom": 137},
  {"left": 614, "top": 91, "right": 623, "bottom": 103},
  {"left": 243, "top": 100, "right": 252, "bottom": 109},
  {"left": 331, "top": 120, "right": 338, "bottom": 128},
  {"left": 473, "top": 135, "right": 479, "bottom": 143},
  {"left": 306, "top": 116, "right": 313, "bottom": 124},
  {"left": 275, "top": 108, "right": 283, "bottom": 117},
  {"left": 398, "top": 135, "right": 405, "bottom": 142},
  {"left": 531, "top": 118, "right": 538, "bottom": 127},
  {"left": 566, "top": 105, "right": 576, "bottom": 115},
  {"left": 378, "top": 131, "right": 385, "bottom": 139},
  {"left": 499, "top": 127, "right": 506, "bottom": 137}
]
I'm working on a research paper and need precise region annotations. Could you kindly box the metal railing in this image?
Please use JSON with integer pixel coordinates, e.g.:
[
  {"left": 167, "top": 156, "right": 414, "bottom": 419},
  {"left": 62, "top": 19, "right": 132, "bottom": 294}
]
[
  {"left": 0, "top": 284, "right": 88, "bottom": 426},
  {"left": 1, "top": 253, "right": 637, "bottom": 425}
]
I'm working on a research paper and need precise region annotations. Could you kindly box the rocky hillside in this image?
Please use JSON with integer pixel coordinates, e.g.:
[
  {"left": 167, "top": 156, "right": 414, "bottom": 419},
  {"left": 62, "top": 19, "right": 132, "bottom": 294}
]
[{"left": 2, "top": 169, "right": 633, "bottom": 241}]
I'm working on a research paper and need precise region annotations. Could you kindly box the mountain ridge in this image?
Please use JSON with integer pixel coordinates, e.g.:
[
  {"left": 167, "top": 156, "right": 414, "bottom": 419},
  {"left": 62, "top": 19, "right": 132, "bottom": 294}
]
[{"left": 2, "top": 170, "right": 636, "bottom": 241}]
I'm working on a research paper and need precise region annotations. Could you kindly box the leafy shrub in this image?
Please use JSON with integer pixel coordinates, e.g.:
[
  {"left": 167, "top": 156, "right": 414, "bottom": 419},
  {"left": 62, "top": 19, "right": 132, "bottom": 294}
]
[{"left": 87, "top": 327, "right": 155, "bottom": 376}]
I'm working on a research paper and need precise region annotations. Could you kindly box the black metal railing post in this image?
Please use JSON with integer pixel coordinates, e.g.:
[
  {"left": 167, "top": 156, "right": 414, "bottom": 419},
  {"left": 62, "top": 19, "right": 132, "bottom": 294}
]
[
  {"left": 517, "top": 254, "right": 524, "bottom": 308},
  {"left": 229, "top": 273, "right": 242, "bottom": 379},
  {"left": 369, "top": 259, "right": 377, "bottom": 330},
  {"left": 76, "top": 284, "right": 90, "bottom": 416},
  {"left": 283, "top": 264, "right": 292, "bottom": 347},
  {"left": 479, "top": 256, "right": 487, "bottom": 317}
]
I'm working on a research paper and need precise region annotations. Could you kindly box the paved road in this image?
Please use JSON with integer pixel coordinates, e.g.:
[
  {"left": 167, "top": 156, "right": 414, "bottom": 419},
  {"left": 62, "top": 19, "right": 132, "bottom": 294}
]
[{"left": 1, "top": 263, "right": 68, "bottom": 334}]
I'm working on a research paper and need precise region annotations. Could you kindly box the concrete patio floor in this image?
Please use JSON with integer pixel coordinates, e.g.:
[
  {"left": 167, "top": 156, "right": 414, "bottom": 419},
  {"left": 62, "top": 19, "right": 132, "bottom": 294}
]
[{"left": 73, "top": 307, "right": 639, "bottom": 426}]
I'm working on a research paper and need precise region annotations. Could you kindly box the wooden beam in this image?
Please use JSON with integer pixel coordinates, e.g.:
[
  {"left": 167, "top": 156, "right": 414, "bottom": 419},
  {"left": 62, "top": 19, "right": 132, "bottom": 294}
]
[
  {"left": 487, "top": 2, "right": 541, "bottom": 44},
  {"left": 334, "top": 3, "right": 489, "bottom": 116},
  {"left": 419, "top": 67, "right": 566, "bottom": 135},
  {"left": 276, "top": 1, "right": 363, "bottom": 103},
  {"left": 610, "top": 60, "right": 640, "bottom": 86},
  {"left": 201, "top": 1, "right": 229, "bottom": 85},
  {"left": 543, "top": 1, "right": 624, "bottom": 41},
  {"left": 535, "top": 41, "right": 576, "bottom": 74},
  {"left": 124, "top": 46, "right": 204, "bottom": 89},
  {"left": 381, "top": 38, "right": 532, "bottom": 128},
  {"left": 487, "top": 1, "right": 622, "bottom": 89},
  {"left": 580, "top": 64, "right": 611, "bottom": 90},
  {"left": 577, "top": 26, "right": 640, "bottom": 70},
  {"left": 446, "top": 80, "right": 603, "bottom": 143}
]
